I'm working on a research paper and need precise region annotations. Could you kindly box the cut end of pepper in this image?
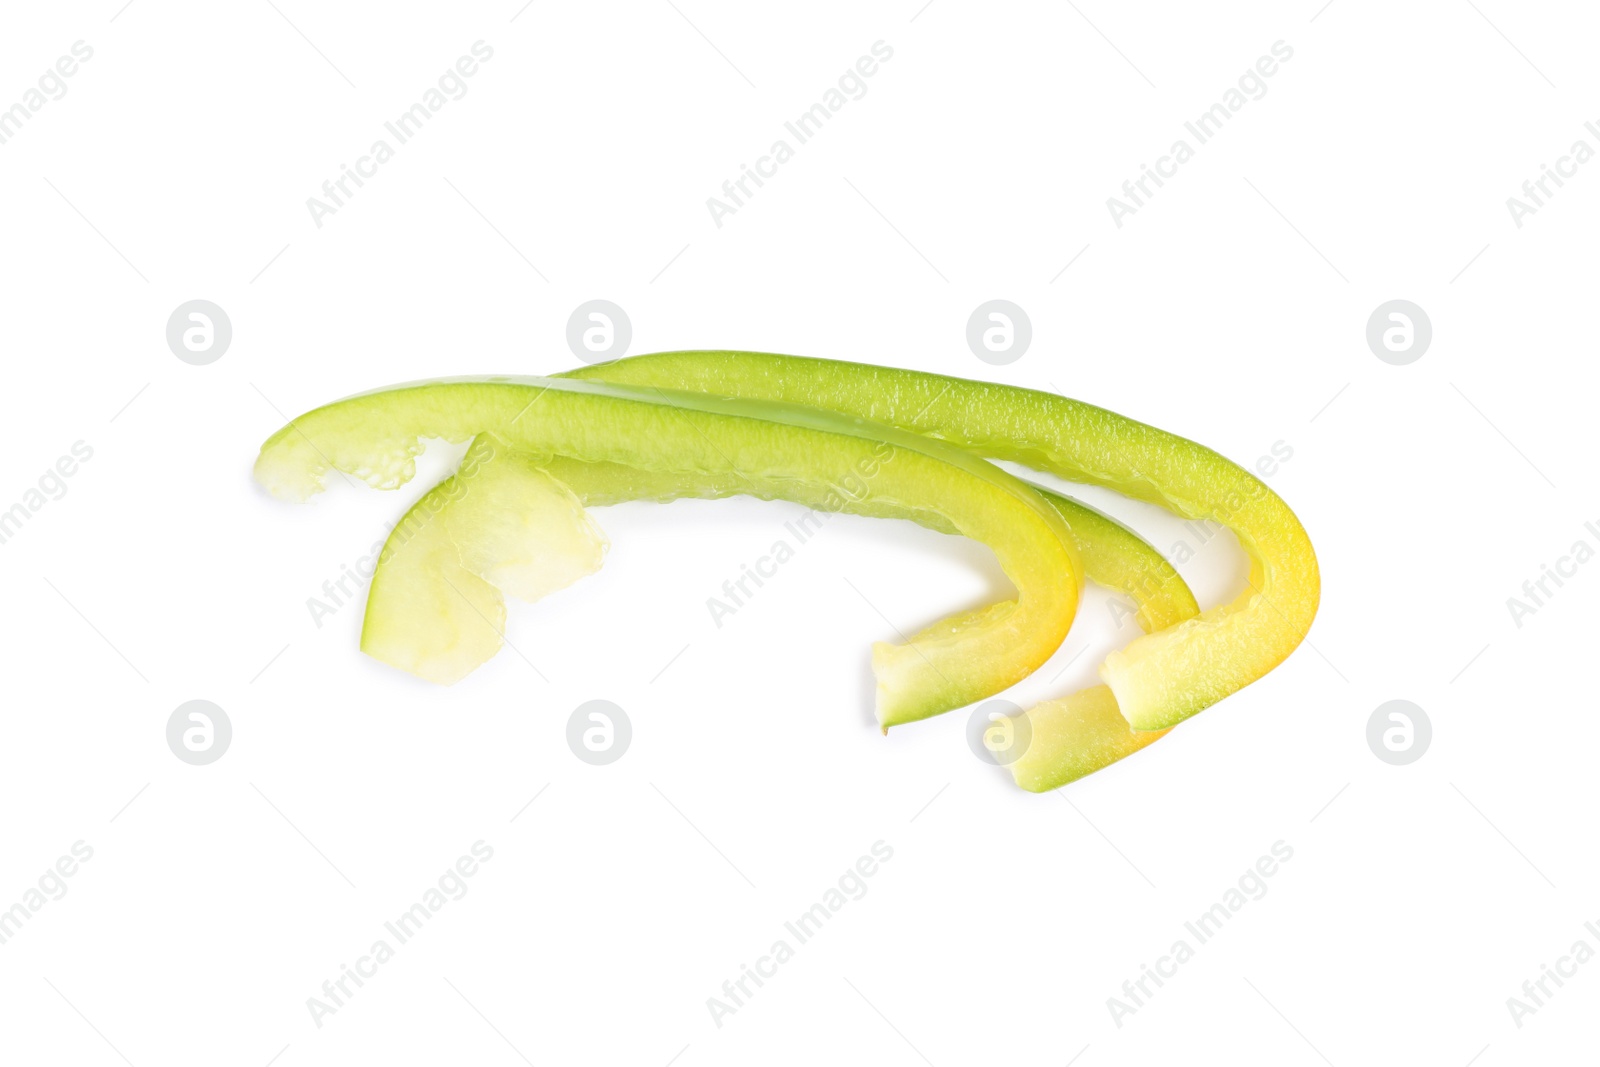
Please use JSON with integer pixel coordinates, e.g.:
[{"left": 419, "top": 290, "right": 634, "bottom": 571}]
[
  {"left": 360, "top": 436, "right": 607, "bottom": 684},
  {"left": 1001, "top": 684, "right": 1170, "bottom": 792}
]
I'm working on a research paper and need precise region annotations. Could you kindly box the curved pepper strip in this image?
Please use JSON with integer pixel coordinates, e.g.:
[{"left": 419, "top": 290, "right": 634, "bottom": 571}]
[
  {"left": 360, "top": 445, "right": 1196, "bottom": 707},
  {"left": 361, "top": 434, "right": 609, "bottom": 684},
  {"left": 522, "top": 455, "right": 1197, "bottom": 634},
  {"left": 532, "top": 437, "right": 1205, "bottom": 789},
  {"left": 255, "top": 377, "right": 1081, "bottom": 727},
  {"left": 560, "top": 352, "right": 1320, "bottom": 740},
  {"left": 1028, "top": 486, "right": 1197, "bottom": 635}
]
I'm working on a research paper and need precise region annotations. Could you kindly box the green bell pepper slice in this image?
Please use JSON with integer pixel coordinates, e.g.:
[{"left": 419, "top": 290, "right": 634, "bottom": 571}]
[
  {"left": 561, "top": 352, "right": 1319, "bottom": 740},
  {"left": 255, "top": 376, "right": 1082, "bottom": 727}
]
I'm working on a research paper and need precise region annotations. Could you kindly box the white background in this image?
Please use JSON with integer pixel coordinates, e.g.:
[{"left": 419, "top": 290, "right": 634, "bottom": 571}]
[{"left": 0, "top": 1, "right": 1594, "bottom": 1064}]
